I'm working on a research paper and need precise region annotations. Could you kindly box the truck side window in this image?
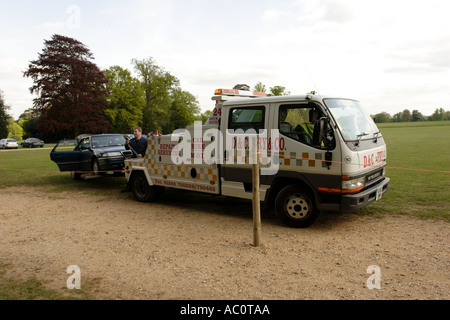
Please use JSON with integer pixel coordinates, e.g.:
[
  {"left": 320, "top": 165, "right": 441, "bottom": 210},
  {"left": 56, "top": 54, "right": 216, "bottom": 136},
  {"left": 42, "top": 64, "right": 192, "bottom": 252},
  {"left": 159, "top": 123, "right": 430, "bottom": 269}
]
[
  {"left": 228, "top": 106, "right": 265, "bottom": 132},
  {"left": 279, "top": 104, "right": 323, "bottom": 147}
]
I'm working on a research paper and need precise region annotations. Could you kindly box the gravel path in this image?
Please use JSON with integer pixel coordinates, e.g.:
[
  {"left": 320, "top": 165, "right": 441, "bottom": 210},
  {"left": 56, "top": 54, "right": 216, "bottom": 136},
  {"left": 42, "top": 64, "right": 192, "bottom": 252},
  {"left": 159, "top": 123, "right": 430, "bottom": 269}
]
[{"left": 0, "top": 186, "right": 448, "bottom": 300}]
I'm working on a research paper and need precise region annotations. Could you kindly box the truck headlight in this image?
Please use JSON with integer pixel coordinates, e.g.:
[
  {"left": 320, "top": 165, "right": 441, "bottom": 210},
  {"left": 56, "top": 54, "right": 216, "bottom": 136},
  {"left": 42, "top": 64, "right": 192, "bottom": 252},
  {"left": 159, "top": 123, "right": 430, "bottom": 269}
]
[{"left": 342, "top": 177, "right": 365, "bottom": 192}]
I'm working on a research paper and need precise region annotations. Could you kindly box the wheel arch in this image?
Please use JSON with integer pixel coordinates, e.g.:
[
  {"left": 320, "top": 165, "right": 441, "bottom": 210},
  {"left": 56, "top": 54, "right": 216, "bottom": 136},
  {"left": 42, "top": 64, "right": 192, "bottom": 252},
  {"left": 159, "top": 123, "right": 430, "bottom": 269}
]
[
  {"left": 129, "top": 169, "right": 163, "bottom": 203},
  {"left": 265, "top": 175, "right": 317, "bottom": 210},
  {"left": 129, "top": 168, "right": 155, "bottom": 186},
  {"left": 91, "top": 156, "right": 101, "bottom": 174}
]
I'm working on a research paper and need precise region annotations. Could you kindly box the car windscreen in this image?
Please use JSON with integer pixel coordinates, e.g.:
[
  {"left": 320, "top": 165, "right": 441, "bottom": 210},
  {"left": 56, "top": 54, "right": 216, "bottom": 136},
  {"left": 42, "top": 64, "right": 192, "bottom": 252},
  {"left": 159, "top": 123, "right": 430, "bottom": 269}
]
[{"left": 91, "top": 135, "right": 126, "bottom": 148}]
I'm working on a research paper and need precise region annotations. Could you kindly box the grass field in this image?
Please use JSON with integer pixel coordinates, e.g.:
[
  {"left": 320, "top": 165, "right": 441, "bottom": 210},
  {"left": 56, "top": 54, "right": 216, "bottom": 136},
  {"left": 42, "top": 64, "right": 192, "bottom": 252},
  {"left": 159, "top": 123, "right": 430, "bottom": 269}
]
[
  {"left": 1, "top": 122, "right": 449, "bottom": 221},
  {"left": 0, "top": 122, "right": 448, "bottom": 299},
  {"left": 0, "top": 144, "right": 125, "bottom": 194},
  {"left": 368, "top": 121, "right": 450, "bottom": 221}
]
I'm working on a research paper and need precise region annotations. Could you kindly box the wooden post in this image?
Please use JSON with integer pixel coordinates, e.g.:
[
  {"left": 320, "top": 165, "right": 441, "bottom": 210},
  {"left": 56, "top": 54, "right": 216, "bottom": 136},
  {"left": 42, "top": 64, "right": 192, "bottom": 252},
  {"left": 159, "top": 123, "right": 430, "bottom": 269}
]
[{"left": 252, "top": 136, "right": 261, "bottom": 247}]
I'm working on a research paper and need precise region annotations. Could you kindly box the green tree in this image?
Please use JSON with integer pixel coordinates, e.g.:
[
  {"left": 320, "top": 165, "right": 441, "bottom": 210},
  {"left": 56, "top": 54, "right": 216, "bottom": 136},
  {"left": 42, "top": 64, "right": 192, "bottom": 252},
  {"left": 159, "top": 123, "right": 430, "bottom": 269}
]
[
  {"left": 18, "top": 108, "right": 41, "bottom": 139},
  {"left": 104, "top": 66, "right": 145, "bottom": 133},
  {"left": 392, "top": 112, "right": 401, "bottom": 122},
  {"left": 24, "top": 34, "right": 109, "bottom": 140},
  {"left": 195, "top": 110, "right": 211, "bottom": 124},
  {"left": 412, "top": 110, "right": 425, "bottom": 122},
  {"left": 164, "top": 89, "right": 200, "bottom": 133},
  {"left": 253, "top": 82, "right": 290, "bottom": 96},
  {"left": 0, "top": 90, "right": 11, "bottom": 138},
  {"left": 400, "top": 109, "right": 412, "bottom": 122},
  {"left": 373, "top": 112, "right": 392, "bottom": 123},
  {"left": 429, "top": 108, "right": 448, "bottom": 121},
  {"left": 132, "top": 57, "right": 179, "bottom": 133},
  {"left": 254, "top": 82, "right": 266, "bottom": 93},
  {"left": 7, "top": 119, "right": 23, "bottom": 141},
  {"left": 268, "top": 86, "right": 290, "bottom": 96}
]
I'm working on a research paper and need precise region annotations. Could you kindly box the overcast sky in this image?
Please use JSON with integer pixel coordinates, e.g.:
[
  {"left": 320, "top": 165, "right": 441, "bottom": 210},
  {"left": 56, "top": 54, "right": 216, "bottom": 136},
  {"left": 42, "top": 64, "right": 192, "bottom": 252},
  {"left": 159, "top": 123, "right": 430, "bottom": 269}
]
[{"left": 1, "top": 0, "right": 449, "bottom": 120}]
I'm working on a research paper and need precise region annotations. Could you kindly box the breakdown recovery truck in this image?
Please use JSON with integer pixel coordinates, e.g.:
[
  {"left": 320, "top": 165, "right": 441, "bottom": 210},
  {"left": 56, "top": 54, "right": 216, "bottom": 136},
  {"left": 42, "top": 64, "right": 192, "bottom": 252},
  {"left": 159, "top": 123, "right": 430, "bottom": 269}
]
[{"left": 124, "top": 88, "right": 390, "bottom": 228}]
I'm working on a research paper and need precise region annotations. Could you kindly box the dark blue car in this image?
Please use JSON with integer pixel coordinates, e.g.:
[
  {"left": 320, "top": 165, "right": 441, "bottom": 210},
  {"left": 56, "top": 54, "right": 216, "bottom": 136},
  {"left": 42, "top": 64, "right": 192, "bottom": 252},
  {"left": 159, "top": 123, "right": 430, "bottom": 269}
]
[{"left": 50, "top": 134, "right": 133, "bottom": 179}]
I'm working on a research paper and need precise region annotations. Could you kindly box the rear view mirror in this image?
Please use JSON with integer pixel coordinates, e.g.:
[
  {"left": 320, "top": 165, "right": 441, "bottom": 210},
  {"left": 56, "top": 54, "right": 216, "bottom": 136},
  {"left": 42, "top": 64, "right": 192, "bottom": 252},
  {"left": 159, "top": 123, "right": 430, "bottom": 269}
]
[
  {"left": 313, "top": 117, "right": 335, "bottom": 151},
  {"left": 312, "top": 118, "right": 326, "bottom": 148}
]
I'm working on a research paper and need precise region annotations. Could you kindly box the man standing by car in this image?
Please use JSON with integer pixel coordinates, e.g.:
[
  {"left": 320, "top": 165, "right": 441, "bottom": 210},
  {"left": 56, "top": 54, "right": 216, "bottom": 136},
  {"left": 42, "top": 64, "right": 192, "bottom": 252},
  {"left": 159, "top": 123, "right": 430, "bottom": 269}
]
[
  {"left": 122, "top": 127, "right": 147, "bottom": 192},
  {"left": 126, "top": 127, "right": 147, "bottom": 158}
]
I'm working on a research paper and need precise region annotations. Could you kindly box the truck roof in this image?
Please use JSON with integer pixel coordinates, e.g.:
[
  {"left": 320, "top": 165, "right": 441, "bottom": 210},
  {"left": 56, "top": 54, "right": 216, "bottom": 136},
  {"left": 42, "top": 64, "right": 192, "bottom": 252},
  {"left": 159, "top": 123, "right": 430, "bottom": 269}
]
[{"left": 220, "top": 94, "right": 353, "bottom": 107}]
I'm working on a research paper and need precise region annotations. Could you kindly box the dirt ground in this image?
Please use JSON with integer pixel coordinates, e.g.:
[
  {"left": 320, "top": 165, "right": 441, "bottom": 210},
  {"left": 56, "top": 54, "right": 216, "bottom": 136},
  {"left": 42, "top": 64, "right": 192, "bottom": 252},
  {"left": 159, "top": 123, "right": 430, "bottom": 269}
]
[{"left": 0, "top": 185, "right": 448, "bottom": 300}]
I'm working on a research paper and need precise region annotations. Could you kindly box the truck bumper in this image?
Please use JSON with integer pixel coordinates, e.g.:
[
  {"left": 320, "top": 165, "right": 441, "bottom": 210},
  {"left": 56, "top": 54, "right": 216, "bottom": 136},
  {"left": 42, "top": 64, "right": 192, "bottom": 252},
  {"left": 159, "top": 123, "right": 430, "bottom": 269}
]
[
  {"left": 341, "top": 177, "right": 390, "bottom": 210},
  {"left": 317, "top": 177, "right": 390, "bottom": 212}
]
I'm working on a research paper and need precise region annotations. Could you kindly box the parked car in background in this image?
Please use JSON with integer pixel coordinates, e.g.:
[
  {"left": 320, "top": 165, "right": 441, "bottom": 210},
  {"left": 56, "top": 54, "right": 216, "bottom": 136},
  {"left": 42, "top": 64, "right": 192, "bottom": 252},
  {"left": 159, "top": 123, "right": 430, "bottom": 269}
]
[
  {"left": 22, "top": 138, "right": 45, "bottom": 148},
  {"left": 0, "top": 139, "right": 19, "bottom": 149},
  {"left": 50, "top": 134, "right": 133, "bottom": 179}
]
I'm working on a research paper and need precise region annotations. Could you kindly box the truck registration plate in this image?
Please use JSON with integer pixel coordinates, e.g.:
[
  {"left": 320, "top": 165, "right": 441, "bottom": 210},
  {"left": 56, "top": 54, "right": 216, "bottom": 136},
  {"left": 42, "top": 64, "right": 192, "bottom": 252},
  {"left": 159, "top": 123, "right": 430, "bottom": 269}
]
[{"left": 376, "top": 187, "right": 383, "bottom": 201}]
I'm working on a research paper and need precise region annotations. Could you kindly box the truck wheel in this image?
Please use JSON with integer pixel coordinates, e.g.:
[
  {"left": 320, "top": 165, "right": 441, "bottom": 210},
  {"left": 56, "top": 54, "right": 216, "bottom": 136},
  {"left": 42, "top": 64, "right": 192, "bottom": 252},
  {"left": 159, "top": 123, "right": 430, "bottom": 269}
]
[
  {"left": 275, "top": 184, "right": 320, "bottom": 228},
  {"left": 131, "top": 172, "right": 158, "bottom": 203}
]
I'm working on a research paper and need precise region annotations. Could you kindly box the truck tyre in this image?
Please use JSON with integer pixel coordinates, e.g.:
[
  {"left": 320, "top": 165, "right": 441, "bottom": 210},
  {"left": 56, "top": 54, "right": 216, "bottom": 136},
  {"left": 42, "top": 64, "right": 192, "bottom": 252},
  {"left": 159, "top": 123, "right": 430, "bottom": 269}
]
[
  {"left": 131, "top": 172, "right": 158, "bottom": 203},
  {"left": 275, "top": 184, "right": 320, "bottom": 228}
]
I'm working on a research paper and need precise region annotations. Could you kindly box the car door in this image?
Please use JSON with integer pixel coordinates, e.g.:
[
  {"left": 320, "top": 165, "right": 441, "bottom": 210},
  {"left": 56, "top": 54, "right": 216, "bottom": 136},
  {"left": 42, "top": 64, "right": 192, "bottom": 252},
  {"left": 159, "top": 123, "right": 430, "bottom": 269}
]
[{"left": 50, "top": 139, "right": 84, "bottom": 172}]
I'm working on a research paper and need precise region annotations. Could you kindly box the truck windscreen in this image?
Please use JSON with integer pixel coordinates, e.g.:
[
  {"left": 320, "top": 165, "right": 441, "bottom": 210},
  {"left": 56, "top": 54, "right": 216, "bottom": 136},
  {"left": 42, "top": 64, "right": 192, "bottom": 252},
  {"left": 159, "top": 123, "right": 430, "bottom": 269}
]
[{"left": 324, "top": 99, "right": 380, "bottom": 142}]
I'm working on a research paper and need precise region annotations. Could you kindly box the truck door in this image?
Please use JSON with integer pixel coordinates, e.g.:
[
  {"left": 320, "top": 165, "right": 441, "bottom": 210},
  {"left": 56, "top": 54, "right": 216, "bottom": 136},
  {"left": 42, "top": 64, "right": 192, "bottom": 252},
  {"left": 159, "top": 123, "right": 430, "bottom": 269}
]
[
  {"left": 273, "top": 102, "right": 342, "bottom": 188},
  {"left": 220, "top": 104, "right": 270, "bottom": 199}
]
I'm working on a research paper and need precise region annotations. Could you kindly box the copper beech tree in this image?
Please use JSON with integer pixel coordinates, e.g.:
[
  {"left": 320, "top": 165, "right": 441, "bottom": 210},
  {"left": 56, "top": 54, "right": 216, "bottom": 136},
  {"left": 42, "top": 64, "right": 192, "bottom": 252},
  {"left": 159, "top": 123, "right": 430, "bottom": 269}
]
[{"left": 24, "top": 34, "right": 110, "bottom": 139}]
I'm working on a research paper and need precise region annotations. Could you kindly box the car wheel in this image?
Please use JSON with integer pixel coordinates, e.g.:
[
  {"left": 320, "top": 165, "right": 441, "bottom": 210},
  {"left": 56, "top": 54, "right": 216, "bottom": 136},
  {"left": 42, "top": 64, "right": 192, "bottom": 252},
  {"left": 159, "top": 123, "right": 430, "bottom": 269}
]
[
  {"left": 92, "top": 159, "right": 101, "bottom": 175},
  {"left": 275, "top": 184, "right": 320, "bottom": 228},
  {"left": 71, "top": 171, "right": 82, "bottom": 180}
]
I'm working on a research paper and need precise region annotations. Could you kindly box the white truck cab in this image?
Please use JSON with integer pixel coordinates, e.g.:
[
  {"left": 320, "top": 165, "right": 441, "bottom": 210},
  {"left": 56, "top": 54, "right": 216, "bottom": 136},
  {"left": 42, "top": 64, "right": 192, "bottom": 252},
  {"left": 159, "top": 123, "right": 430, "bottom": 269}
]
[{"left": 125, "top": 89, "right": 390, "bottom": 228}]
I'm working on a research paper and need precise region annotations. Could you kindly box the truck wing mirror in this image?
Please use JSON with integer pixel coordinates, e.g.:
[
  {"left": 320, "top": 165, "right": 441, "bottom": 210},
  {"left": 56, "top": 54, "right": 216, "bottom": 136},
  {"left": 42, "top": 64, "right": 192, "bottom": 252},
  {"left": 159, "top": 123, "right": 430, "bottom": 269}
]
[
  {"left": 313, "top": 117, "right": 334, "bottom": 169},
  {"left": 312, "top": 117, "right": 327, "bottom": 148},
  {"left": 313, "top": 117, "right": 335, "bottom": 150}
]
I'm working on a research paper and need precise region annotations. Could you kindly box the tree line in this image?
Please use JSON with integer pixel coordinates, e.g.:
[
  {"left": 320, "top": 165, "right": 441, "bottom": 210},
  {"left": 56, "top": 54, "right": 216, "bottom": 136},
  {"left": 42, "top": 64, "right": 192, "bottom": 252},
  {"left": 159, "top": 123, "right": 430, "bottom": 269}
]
[
  {"left": 18, "top": 34, "right": 205, "bottom": 141},
  {"left": 1, "top": 35, "right": 292, "bottom": 142},
  {"left": 372, "top": 108, "right": 450, "bottom": 123},
  {"left": 1, "top": 34, "right": 448, "bottom": 141}
]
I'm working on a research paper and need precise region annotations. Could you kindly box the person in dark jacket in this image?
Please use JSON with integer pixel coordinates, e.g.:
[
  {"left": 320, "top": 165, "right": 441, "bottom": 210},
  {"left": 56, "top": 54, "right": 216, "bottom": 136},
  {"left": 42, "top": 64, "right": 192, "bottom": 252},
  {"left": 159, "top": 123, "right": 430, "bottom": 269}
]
[
  {"left": 122, "top": 127, "right": 147, "bottom": 193},
  {"left": 126, "top": 127, "right": 147, "bottom": 158}
]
